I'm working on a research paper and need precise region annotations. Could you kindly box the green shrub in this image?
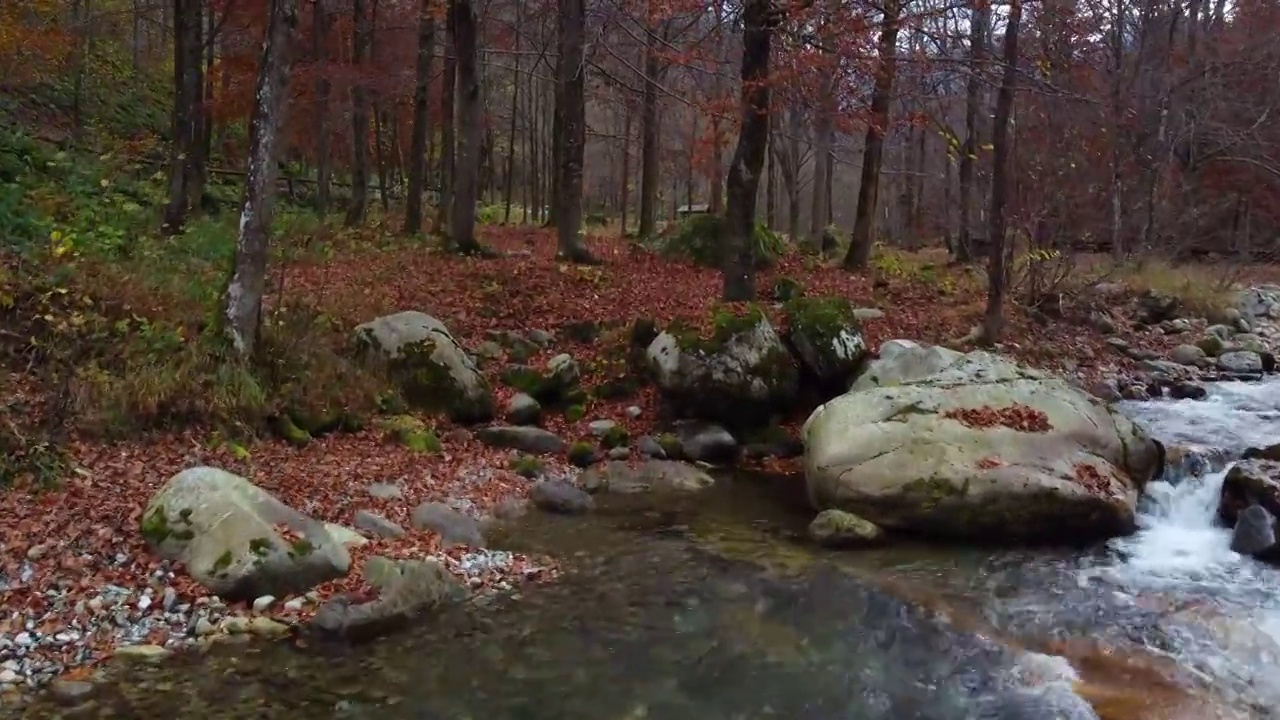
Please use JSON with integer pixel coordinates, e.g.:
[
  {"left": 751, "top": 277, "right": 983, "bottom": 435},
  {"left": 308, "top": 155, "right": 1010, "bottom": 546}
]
[{"left": 660, "top": 214, "right": 786, "bottom": 268}]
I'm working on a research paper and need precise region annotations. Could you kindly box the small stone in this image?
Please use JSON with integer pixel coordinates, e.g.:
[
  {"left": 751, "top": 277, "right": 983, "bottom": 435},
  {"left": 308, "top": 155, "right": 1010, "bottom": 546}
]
[
  {"left": 366, "top": 483, "right": 404, "bottom": 500},
  {"left": 220, "top": 616, "right": 251, "bottom": 635},
  {"left": 14, "top": 632, "right": 33, "bottom": 647},
  {"left": 587, "top": 419, "right": 618, "bottom": 437},
  {"left": 86, "top": 597, "right": 104, "bottom": 612},
  {"left": 1169, "top": 344, "right": 1206, "bottom": 366},
  {"left": 252, "top": 595, "right": 276, "bottom": 613},
  {"left": 636, "top": 436, "right": 666, "bottom": 458},
  {"left": 283, "top": 597, "right": 306, "bottom": 612},
  {"left": 248, "top": 617, "right": 290, "bottom": 638},
  {"left": 808, "top": 509, "right": 885, "bottom": 548},
  {"left": 162, "top": 587, "right": 178, "bottom": 612},
  {"left": 112, "top": 644, "right": 171, "bottom": 664},
  {"left": 527, "top": 329, "right": 554, "bottom": 346},
  {"left": 137, "top": 594, "right": 152, "bottom": 612},
  {"left": 505, "top": 393, "right": 542, "bottom": 426},
  {"left": 49, "top": 678, "right": 96, "bottom": 705},
  {"left": 0, "top": 669, "right": 17, "bottom": 684},
  {"left": 625, "top": 405, "right": 643, "bottom": 419},
  {"left": 607, "top": 447, "right": 631, "bottom": 460},
  {"left": 26, "top": 545, "right": 45, "bottom": 561},
  {"left": 193, "top": 617, "right": 216, "bottom": 636},
  {"left": 353, "top": 510, "right": 406, "bottom": 539},
  {"left": 530, "top": 480, "right": 594, "bottom": 515}
]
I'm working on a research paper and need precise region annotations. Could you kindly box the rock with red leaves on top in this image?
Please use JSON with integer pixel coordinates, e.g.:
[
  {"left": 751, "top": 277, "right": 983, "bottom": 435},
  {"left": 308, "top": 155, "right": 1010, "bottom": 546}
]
[
  {"left": 354, "top": 311, "right": 495, "bottom": 423},
  {"left": 141, "top": 467, "right": 351, "bottom": 601},
  {"left": 804, "top": 344, "right": 1163, "bottom": 544},
  {"left": 646, "top": 305, "right": 799, "bottom": 429}
]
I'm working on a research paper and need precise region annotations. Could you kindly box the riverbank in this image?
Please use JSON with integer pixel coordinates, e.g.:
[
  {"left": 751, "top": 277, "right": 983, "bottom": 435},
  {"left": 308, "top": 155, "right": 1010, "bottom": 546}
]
[{"left": 4, "top": 228, "right": 1279, "bottom": 705}]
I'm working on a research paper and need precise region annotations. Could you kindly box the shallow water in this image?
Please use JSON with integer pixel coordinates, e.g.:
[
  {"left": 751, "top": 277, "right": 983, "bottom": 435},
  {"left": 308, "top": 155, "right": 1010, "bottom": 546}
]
[{"left": 23, "top": 381, "right": 1280, "bottom": 720}]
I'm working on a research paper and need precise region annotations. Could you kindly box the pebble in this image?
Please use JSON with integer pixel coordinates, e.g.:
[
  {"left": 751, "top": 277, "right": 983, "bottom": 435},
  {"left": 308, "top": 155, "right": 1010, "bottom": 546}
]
[
  {"left": 49, "top": 678, "right": 95, "bottom": 705},
  {"left": 162, "top": 587, "right": 178, "bottom": 612},
  {"left": 112, "top": 644, "right": 170, "bottom": 664},
  {"left": 0, "top": 669, "right": 18, "bottom": 684},
  {"left": 193, "top": 617, "right": 216, "bottom": 637},
  {"left": 15, "top": 632, "right": 33, "bottom": 647},
  {"left": 137, "top": 594, "right": 152, "bottom": 612},
  {"left": 252, "top": 595, "right": 276, "bottom": 613},
  {"left": 283, "top": 597, "right": 306, "bottom": 612}
]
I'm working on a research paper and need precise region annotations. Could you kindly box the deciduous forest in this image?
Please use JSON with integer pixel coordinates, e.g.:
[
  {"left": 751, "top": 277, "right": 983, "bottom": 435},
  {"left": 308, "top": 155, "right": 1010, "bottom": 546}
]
[{"left": 3, "top": 0, "right": 1280, "bottom": 712}]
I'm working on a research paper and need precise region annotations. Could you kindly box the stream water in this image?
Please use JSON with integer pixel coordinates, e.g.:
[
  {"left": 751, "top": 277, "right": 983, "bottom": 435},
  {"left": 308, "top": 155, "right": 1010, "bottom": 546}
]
[{"left": 21, "top": 381, "right": 1280, "bottom": 719}]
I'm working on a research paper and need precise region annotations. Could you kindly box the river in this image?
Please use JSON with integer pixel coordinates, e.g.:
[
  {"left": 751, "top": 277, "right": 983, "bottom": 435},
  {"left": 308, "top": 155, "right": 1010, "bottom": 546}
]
[{"left": 20, "top": 381, "right": 1280, "bottom": 719}]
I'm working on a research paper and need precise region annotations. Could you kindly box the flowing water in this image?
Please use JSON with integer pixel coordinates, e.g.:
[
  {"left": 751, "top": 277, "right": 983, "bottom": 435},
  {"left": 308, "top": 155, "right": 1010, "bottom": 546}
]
[{"left": 22, "top": 382, "right": 1280, "bottom": 719}]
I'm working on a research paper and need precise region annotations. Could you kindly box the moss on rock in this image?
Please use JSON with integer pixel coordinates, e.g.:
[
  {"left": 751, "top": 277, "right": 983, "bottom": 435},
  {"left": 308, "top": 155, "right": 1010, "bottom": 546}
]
[
  {"left": 378, "top": 415, "right": 442, "bottom": 453},
  {"left": 567, "top": 441, "right": 599, "bottom": 467}
]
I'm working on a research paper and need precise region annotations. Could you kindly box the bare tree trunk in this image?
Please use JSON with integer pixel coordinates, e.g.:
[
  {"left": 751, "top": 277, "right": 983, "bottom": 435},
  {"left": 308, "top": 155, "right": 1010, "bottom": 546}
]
[
  {"left": 1108, "top": 0, "right": 1125, "bottom": 257},
  {"left": 404, "top": 0, "right": 435, "bottom": 235},
  {"left": 766, "top": 136, "right": 777, "bottom": 230},
  {"left": 638, "top": 25, "right": 661, "bottom": 239},
  {"left": 843, "top": 0, "right": 902, "bottom": 270},
  {"left": 721, "top": 0, "right": 775, "bottom": 301},
  {"left": 224, "top": 0, "right": 298, "bottom": 356},
  {"left": 555, "top": 0, "right": 596, "bottom": 262},
  {"left": 437, "top": 4, "right": 457, "bottom": 234},
  {"left": 980, "top": 0, "right": 1021, "bottom": 345},
  {"left": 502, "top": 0, "right": 521, "bottom": 225},
  {"left": 620, "top": 105, "right": 632, "bottom": 233},
  {"left": 132, "top": 0, "right": 143, "bottom": 73},
  {"left": 162, "top": 0, "right": 204, "bottom": 234},
  {"left": 956, "top": 0, "right": 987, "bottom": 262},
  {"left": 344, "top": 0, "right": 372, "bottom": 227},
  {"left": 192, "top": 2, "right": 216, "bottom": 207},
  {"left": 313, "top": 0, "right": 332, "bottom": 214},
  {"left": 449, "top": 0, "right": 485, "bottom": 253}
]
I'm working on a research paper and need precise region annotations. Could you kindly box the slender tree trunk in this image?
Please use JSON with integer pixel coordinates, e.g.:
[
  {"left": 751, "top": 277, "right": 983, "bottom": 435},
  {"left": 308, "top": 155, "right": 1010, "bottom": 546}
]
[
  {"left": 449, "top": 0, "right": 484, "bottom": 253},
  {"left": 502, "top": 0, "right": 521, "bottom": 225},
  {"left": 437, "top": 4, "right": 457, "bottom": 234},
  {"left": 843, "top": 0, "right": 902, "bottom": 270},
  {"left": 766, "top": 138, "right": 777, "bottom": 230},
  {"left": 404, "top": 0, "right": 435, "bottom": 235},
  {"left": 313, "top": 0, "right": 332, "bottom": 214},
  {"left": 132, "top": 0, "right": 143, "bottom": 73},
  {"left": 374, "top": 108, "right": 390, "bottom": 211},
  {"left": 345, "top": 0, "right": 372, "bottom": 227},
  {"left": 638, "top": 29, "right": 661, "bottom": 239},
  {"left": 224, "top": 0, "right": 298, "bottom": 356},
  {"left": 620, "top": 105, "right": 632, "bottom": 234},
  {"left": 555, "top": 0, "right": 596, "bottom": 262},
  {"left": 162, "top": 0, "right": 203, "bottom": 233},
  {"left": 190, "top": 1, "right": 215, "bottom": 209},
  {"left": 721, "top": 0, "right": 774, "bottom": 301},
  {"left": 980, "top": 0, "right": 1021, "bottom": 344},
  {"left": 957, "top": 0, "right": 987, "bottom": 262},
  {"left": 1108, "top": 0, "right": 1125, "bottom": 257}
]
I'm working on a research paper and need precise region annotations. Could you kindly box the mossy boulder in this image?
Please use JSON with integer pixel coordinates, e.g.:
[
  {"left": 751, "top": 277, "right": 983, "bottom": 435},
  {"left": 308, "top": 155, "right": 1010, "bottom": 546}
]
[
  {"left": 142, "top": 467, "right": 351, "bottom": 600},
  {"left": 645, "top": 305, "right": 800, "bottom": 429},
  {"left": 804, "top": 342, "right": 1163, "bottom": 544},
  {"left": 770, "top": 277, "right": 805, "bottom": 302},
  {"left": 783, "top": 296, "right": 868, "bottom": 395},
  {"left": 808, "top": 509, "right": 885, "bottom": 548},
  {"left": 355, "top": 311, "right": 495, "bottom": 424},
  {"left": 500, "top": 354, "right": 582, "bottom": 406}
]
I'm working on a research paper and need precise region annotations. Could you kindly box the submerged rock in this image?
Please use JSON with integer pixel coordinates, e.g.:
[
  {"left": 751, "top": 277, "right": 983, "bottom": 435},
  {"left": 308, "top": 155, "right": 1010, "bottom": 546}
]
[
  {"left": 675, "top": 421, "right": 739, "bottom": 464},
  {"left": 476, "top": 425, "right": 565, "bottom": 455},
  {"left": 808, "top": 509, "right": 884, "bottom": 548},
  {"left": 578, "top": 460, "right": 715, "bottom": 495},
  {"left": 410, "top": 502, "right": 485, "bottom": 548},
  {"left": 311, "top": 557, "right": 465, "bottom": 641},
  {"left": 804, "top": 343, "right": 1162, "bottom": 543},
  {"left": 141, "top": 467, "right": 350, "bottom": 601},
  {"left": 530, "top": 480, "right": 594, "bottom": 515}
]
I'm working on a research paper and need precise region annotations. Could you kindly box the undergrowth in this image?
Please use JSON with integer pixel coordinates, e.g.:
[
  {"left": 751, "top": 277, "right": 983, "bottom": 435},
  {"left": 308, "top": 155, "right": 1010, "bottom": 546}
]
[{"left": 658, "top": 214, "right": 788, "bottom": 268}]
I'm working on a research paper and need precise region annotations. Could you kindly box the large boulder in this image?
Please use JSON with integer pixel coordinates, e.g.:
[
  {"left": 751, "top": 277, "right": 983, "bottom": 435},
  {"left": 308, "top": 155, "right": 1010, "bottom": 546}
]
[
  {"left": 803, "top": 344, "right": 1163, "bottom": 543},
  {"left": 782, "top": 296, "right": 868, "bottom": 394},
  {"left": 646, "top": 305, "right": 799, "bottom": 428},
  {"left": 141, "top": 467, "right": 351, "bottom": 600},
  {"left": 355, "top": 311, "right": 494, "bottom": 423}
]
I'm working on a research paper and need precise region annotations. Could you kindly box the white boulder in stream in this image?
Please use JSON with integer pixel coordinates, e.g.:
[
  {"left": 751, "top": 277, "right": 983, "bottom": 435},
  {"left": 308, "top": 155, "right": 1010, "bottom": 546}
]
[
  {"left": 803, "top": 341, "right": 1163, "bottom": 542},
  {"left": 141, "top": 467, "right": 351, "bottom": 600}
]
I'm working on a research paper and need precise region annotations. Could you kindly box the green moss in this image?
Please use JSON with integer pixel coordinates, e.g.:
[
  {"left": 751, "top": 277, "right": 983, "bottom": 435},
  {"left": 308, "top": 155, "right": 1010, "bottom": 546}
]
[
  {"left": 567, "top": 441, "right": 598, "bottom": 467},
  {"left": 289, "top": 538, "right": 315, "bottom": 558},
  {"left": 657, "top": 433, "right": 683, "bottom": 458},
  {"left": 564, "top": 320, "right": 601, "bottom": 344},
  {"left": 600, "top": 425, "right": 630, "bottom": 449},
  {"left": 670, "top": 304, "right": 768, "bottom": 355},
  {"left": 562, "top": 386, "right": 589, "bottom": 407},
  {"left": 508, "top": 454, "right": 545, "bottom": 478},
  {"left": 398, "top": 340, "right": 495, "bottom": 423},
  {"left": 783, "top": 296, "right": 858, "bottom": 347},
  {"left": 140, "top": 506, "right": 172, "bottom": 545},
  {"left": 660, "top": 215, "right": 785, "bottom": 268},
  {"left": 901, "top": 477, "right": 968, "bottom": 511},
  {"left": 249, "top": 537, "right": 272, "bottom": 557},
  {"left": 501, "top": 365, "right": 549, "bottom": 396},
  {"left": 211, "top": 550, "right": 234, "bottom": 575},
  {"left": 771, "top": 277, "right": 805, "bottom": 302},
  {"left": 273, "top": 414, "right": 313, "bottom": 448},
  {"left": 378, "top": 415, "right": 441, "bottom": 453},
  {"left": 564, "top": 404, "right": 586, "bottom": 422},
  {"left": 593, "top": 374, "right": 640, "bottom": 400}
]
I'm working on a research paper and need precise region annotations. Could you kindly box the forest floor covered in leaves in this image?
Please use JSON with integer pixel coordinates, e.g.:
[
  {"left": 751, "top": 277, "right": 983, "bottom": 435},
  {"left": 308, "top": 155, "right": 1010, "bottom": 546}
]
[{"left": 0, "top": 219, "right": 1270, "bottom": 696}]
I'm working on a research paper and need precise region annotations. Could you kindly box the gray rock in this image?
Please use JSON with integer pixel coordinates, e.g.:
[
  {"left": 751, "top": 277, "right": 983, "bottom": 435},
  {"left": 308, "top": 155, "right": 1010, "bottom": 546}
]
[
  {"left": 530, "top": 480, "right": 594, "bottom": 515},
  {"left": 982, "top": 683, "right": 1101, "bottom": 720},
  {"left": 1120, "top": 384, "right": 1151, "bottom": 401},
  {"left": 354, "top": 311, "right": 494, "bottom": 423},
  {"left": 1169, "top": 381, "right": 1207, "bottom": 400},
  {"left": 366, "top": 482, "right": 403, "bottom": 500},
  {"left": 1169, "top": 344, "right": 1206, "bottom": 366},
  {"left": 587, "top": 419, "right": 618, "bottom": 437},
  {"left": 578, "top": 460, "right": 715, "bottom": 495},
  {"left": 353, "top": 510, "right": 406, "bottom": 539},
  {"left": 676, "top": 422, "right": 739, "bottom": 464},
  {"left": 784, "top": 296, "right": 868, "bottom": 393},
  {"left": 49, "top": 679, "right": 96, "bottom": 706},
  {"left": 1230, "top": 505, "right": 1278, "bottom": 558},
  {"left": 1089, "top": 312, "right": 1117, "bottom": 335},
  {"left": 490, "top": 497, "right": 530, "bottom": 521},
  {"left": 808, "top": 510, "right": 884, "bottom": 548},
  {"left": 410, "top": 502, "right": 485, "bottom": 548},
  {"left": 1135, "top": 291, "right": 1180, "bottom": 325},
  {"left": 851, "top": 308, "right": 885, "bottom": 321},
  {"left": 112, "top": 644, "right": 171, "bottom": 664},
  {"left": 546, "top": 353, "right": 581, "bottom": 389},
  {"left": 527, "top": 328, "right": 555, "bottom": 346},
  {"left": 1160, "top": 318, "right": 1192, "bottom": 334},
  {"left": 505, "top": 393, "right": 542, "bottom": 426},
  {"left": 1217, "top": 350, "right": 1263, "bottom": 374},
  {"left": 636, "top": 435, "right": 667, "bottom": 458},
  {"left": 1088, "top": 379, "right": 1122, "bottom": 403},
  {"left": 625, "top": 405, "right": 643, "bottom": 419},
  {"left": 474, "top": 340, "right": 504, "bottom": 360},
  {"left": 476, "top": 426, "right": 565, "bottom": 454},
  {"left": 251, "top": 595, "right": 276, "bottom": 613},
  {"left": 141, "top": 467, "right": 350, "bottom": 601},
  {"left": 1220, "top": 459, "right": 1280, "bottom": 524},
  {"left": 311, "top": 558, "right": 465, "bottom": 641},
  {"left": 607, "top": 447, "right": 631, "bottom": 460},
  {"left": 1197, "top": 334, "right": 1227, "bottom": 357}
]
